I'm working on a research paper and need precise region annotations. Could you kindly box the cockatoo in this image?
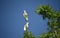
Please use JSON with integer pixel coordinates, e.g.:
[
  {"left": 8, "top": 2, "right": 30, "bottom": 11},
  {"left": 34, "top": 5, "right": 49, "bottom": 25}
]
[
  {"left": 24, "top": 22, "right": 29, "bottom": 31},
  {"left": 23, "top": 10, "right": 28, "bottom": 21}
]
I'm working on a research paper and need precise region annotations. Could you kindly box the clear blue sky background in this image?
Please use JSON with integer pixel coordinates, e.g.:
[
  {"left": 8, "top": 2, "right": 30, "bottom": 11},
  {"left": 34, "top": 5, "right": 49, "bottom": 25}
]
[{"left": 0, "top": 0, "right": 60, "bottom": 38}]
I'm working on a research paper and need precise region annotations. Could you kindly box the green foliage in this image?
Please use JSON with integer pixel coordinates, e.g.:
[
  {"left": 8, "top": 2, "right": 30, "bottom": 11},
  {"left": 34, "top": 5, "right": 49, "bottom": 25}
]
[
  {"left": 35, "top": 5, "right": 57, "bottom": 19},
  {"left": 23, "top": 31, "right": 36, "bottom": 38},
  {"left": 39, "top": 32, "right": 53, "bottom": 38},
  {"left": 35, "top": 5, "right": 60, "bottom": 38}
]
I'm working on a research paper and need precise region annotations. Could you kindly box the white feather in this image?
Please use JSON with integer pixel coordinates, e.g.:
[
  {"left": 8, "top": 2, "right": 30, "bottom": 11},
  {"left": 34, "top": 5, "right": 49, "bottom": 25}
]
[
  {"left": 23, "top": 10, "right": 28, "bottom": 21},
  {"left": 24, "top": 22, "right": 29, "bottom": 31}
]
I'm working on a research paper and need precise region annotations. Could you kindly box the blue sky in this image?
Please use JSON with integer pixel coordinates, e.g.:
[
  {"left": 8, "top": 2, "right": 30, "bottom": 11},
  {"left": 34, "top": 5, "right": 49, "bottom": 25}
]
[{"left": 0, "top": 0, "right": 60, "bottom": 38}]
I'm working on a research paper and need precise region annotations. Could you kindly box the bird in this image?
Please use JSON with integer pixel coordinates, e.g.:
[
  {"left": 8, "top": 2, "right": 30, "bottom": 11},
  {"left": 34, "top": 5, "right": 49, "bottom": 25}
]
[
  {"left": 24, "top": 22, "right": 29, "bottom": 31},
  {"left": 23, "top": 10, "right": 28, "bottom": 21}
]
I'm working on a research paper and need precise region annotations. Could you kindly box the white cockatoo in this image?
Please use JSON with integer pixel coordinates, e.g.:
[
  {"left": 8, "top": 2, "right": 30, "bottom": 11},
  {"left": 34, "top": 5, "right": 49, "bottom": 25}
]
[
  {"left": 23, "top": 10, "right": 28, "bottom": 21},
  {"left": 24, "top": 22, "right": 29, "bottom": 31}
]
